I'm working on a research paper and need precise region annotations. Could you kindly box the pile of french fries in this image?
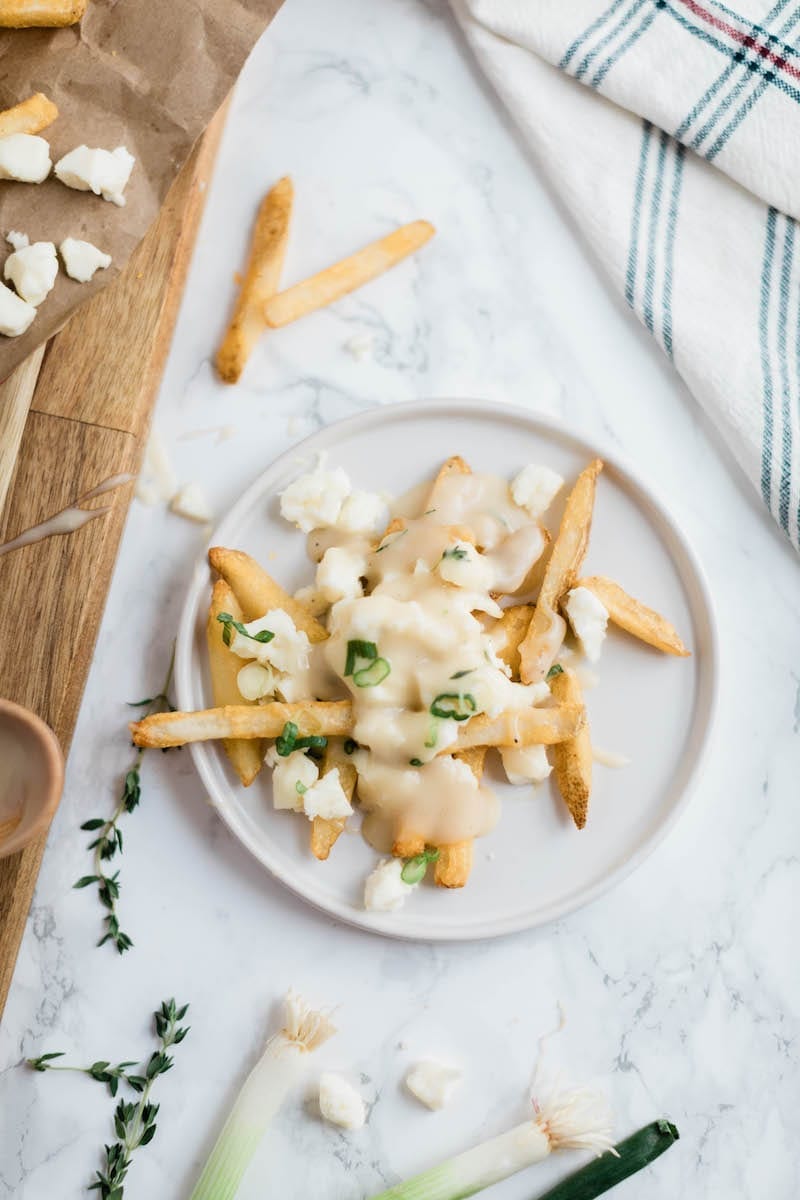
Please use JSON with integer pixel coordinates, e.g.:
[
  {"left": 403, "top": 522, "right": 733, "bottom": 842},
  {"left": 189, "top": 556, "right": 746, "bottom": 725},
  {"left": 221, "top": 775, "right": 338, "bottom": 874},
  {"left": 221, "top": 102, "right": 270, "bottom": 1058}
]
[
  {"left": 131, "top": 456, "right": 689, "bottom": 892},
  {"left": 215, "top": 175, "right": 435, "bottom": 383}
]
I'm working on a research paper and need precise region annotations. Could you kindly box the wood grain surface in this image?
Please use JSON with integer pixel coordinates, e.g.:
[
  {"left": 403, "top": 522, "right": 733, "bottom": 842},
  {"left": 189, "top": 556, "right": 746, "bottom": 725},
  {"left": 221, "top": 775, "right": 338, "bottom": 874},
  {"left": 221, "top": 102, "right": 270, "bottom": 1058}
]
[{"left": 0, "top": 106, "right": 227, "bottom": 1019}]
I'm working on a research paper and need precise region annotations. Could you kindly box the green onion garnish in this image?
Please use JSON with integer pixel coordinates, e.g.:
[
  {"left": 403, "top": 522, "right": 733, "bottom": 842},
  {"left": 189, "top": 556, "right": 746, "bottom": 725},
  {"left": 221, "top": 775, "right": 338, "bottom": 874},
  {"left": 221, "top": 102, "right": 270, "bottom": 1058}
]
[
  {"left": 376, "top": 528, "right": 409, "bottom": 552},
  {"left": 547, "top": 664, "right": 564, "bottom": 680},
  {"left": 344, "top": 639, "right": 378, "bottom": 676},
  {"left": 344, "top": 738, "right": 358, "bottom": 755},
  {"left": 430, "top": 693, "right": 477, "bottom": 721},
  {"left": 424, "top": 722, "right": 438, "bottom": 749},
  {"left": 276, "top": 721, "right": 299, "bottom": 756},
  {"left": 533, "top": 1119, "right": 680, "bottom": 1200},
  {"left": 409, "top": 758, "right": 423, "bottom": 767},
  {"left": 295, "top": 781, "right": 307, "bottom": 795},
  {"left": 216, "top": 612, "right": 274, "bottom": 649},
  {"left": 353, "top": 658, "right": 391, "bottom": 687},
  {"left": 400, "top": 847, "right": 439, "bottom": 885},
  {"left": 294, "top": 735, "right": 328, "bottom": 751},
  {"left": 450, "top": 669, "right": 474, "bottom": 680}
]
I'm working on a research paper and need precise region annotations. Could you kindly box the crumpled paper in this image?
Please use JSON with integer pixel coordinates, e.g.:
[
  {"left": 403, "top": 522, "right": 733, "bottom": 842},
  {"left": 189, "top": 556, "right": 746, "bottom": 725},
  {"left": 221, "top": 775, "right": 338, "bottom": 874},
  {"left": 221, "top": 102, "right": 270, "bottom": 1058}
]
[{"left": 0, "top": 0, "right": 282, "bottom": 379}]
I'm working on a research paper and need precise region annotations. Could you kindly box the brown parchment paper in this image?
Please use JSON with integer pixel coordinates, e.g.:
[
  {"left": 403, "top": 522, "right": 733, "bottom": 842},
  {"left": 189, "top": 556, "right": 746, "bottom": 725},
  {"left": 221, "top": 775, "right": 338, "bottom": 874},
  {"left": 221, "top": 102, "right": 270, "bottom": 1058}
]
[{"left": 0, "top": 0, "right": 283, "bottom": 380}]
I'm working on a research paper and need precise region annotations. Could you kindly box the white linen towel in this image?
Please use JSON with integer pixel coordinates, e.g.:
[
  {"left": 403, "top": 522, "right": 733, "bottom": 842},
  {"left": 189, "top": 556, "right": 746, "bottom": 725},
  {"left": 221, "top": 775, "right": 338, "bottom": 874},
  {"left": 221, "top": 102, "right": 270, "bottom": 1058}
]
[{"left": 451, "top": 0, "right": 800, "bottom": 550}]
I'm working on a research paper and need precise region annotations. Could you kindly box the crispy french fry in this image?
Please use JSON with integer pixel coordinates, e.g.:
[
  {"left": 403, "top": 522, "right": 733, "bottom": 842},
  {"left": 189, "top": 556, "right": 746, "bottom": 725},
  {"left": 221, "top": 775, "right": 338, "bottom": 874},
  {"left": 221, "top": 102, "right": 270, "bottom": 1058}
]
[
  {"left": 206, "top": 581, "right": 264, "bottom": 788},
  {"left": 208, "top": 546, "right": 328, "bottom": 643},
  {"left": 216, "top": 177, "right": 293, "bottom": 384},
  {"left": 577, "top": 575, "right": 690, "bottom": 657},
  {"left": 519, "top": 459, "right": 603, "bottom": 683},
  {"left": 0, "top": 92, "right": 58, "bottom": 136},
  {"left": 433, "top": 746, "right": 486, "bottom": 889},
  {"left": 0, "top": 0, "right": 86, "bottom": 26},
  {"left": 311, "top": 739, "right": 357, "bottom": 861},
  {"left": 263, "top": 220, "right": 435, "bottom": 328},
  {"left": 426, "top": 455, "right": 471, "bottom": 509},
  {"left": 392, "top": 834, "right": 425, "bottom": 859},
  {"left": 549, "top": 669, "right": 592, "bottom": 829},
  {"left": 131, "top": 700, "right": 352, "bottom": 750},
  {"left": 493, "top": 604, "right": 534, "bottom": 677},
  {"left": 130, "top": 698, "right": 584, "bottom": 751}
]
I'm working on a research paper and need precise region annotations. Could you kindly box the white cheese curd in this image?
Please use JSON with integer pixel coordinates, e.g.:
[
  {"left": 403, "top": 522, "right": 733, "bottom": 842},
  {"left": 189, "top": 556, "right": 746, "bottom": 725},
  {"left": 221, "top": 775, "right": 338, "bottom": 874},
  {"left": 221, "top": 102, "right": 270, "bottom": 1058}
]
[
  {"left": 230, "top": 609, "right": 310, "bottom": 673},
  {"left": 236, "top": 662, "right": 276, "bottom": 702},
  {"left": 343, "top": 332, "right": 374, "bottom": 361},
  {"left": 0, "top": 282, "right": 36, "bottom": 337},
  {"left": 437, "top": 542, "right": 494, "bottom": 592},
  {"left": 511, "top": 464, "right": 564, "bottom": 519},
  {"left": 279, "top": 459, "right": 352, "bottom": 533},
  {"left": 318, "top": 1074, "right": 366, "bottom": 1131},
  {"left": 405, "top": 1061, "right": 462, "bottom": 1110},
  {"left": 501, "top": 744, "right": 552, "bottom": 785},
  {"left": 336, "top": 489, "right": 389, "bottom": 534},
  {"left": 54, "top": 145, "right": 135, "bottom": 206},
  {"left": 6, "top": 230, "right": 29, "bottom": 251},
  {"left": 4, "top": 241, "right": 58, "bottom": 306},
  {"left": 302, "top": 768, "right": 353, "bottom": 821},
  {"left": 364, "top": 858, "right": 417, "bottom": 912},
  {"left": 0, "top": 134, "right": 51, "bottom": 183},
  {"left": 266, "top": 748, "right": 319, "bottom": 811},
  {"left": 564, "top": 586, "right": 609, "bottom": 663},
  {"left": 316, "top": 545, "right": 366, "bottom": 604},
  {"left": 169, "top": 482, "right": 212, "bottom": 524},
  {"left": 60, "top": 237, "right": 112, "bottom": 283}
]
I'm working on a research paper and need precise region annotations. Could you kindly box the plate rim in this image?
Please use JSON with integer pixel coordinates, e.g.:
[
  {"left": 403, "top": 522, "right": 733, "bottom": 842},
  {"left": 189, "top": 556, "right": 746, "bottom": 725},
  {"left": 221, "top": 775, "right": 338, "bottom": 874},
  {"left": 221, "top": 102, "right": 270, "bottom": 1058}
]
[{"left": 175, "top": 398, "right": 720, "bottom": 941}]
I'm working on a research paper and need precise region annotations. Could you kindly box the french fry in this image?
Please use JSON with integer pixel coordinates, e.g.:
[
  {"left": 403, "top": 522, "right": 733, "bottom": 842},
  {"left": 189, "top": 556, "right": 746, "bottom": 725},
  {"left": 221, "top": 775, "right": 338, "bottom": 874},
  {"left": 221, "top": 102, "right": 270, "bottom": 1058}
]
[
  {"left": 549, "top": 669, "right": 592, "bottom": 829},
  {"left": 493, "top": 604, "right": 534, "bottom": 677},
  {"left": 130, "top": 698, "right": 583, "bottom": 751},
  {"left": 130, "top": 700, "right": 352, "bottom": 750},
  {"left": 425, "top": 455, "right": 471, "bottom": 509},
  {"left": 0, "top": 92, "right": 58, "bottom": 136},
  {"left": 392, "top": 834, "right": 425, "bottom": 859},
  {"left": 263, "top": 220, "right": 435, "bottom": 328},
  {"left": 434, "top": 746, "right": 486, "bottom": 889},
  {"left": 206, "top": 581, "right": 264, "bottom": 788},
  {"left": 519, "top": 459, "right": 603, "bottom": 684},
  {"left": 216, "top": 177, "right": 293, "bottom": 384},
  {"left": 208, "top": 546, "right": 328, "bottom": 643},
  {"left": 577, "top": 576, "right": 690, "bottom": 657},
  {"left": 0, "top": 0, "right": 87, "bottom": 26},
  {"left": 311, "top": 738, "right": 357, "bottom": 861}
]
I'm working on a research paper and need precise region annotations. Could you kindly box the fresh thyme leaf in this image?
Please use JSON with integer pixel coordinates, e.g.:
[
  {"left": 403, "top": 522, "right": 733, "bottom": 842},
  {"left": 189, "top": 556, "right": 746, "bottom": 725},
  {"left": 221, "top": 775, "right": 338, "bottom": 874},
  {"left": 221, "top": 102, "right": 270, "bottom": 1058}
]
[
  {"left": 27, "top": 1051, "right": 66, "bottom": 1070},
  {"left": 216, "top": 612, "right": 274, "bottom": 649},
  {"left": 343, "top": 738, "right": 358, "bottom": 755},
  {"left": 409, "top": 758, "right": 423, "bottom": 767},
  {"left": 441, "top": 546, "right": 469, "bottom": 561},
  {"left": 76, "top": 651, "right": 176, "bottom": 955},
  {"left": 547, "top": 663, "right": 564, "bottom": 679},
  {"left": 449, "top": 668, "right": 474, "bottom": 680},
  {"left": 375, "top": 527, "right": 408, "bottom": 552}
]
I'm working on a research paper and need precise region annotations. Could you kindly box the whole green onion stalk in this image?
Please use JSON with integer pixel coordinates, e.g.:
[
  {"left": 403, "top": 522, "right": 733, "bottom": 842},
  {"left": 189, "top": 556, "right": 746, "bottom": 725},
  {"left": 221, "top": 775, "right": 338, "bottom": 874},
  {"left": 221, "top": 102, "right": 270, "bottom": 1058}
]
[
  {"left": 368, "top": 1077, "right": 614, "bottom": 1200},
  {"left": 189, "top": 991, "right": 335, "bottom": 1200}
]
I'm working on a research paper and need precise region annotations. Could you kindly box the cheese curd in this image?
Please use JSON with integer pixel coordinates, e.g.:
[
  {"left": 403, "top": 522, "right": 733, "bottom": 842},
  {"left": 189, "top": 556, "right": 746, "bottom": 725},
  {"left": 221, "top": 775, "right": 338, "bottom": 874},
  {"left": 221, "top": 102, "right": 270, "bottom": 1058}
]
[
  {"left": 265, "top": 747, "right": 319, "bottom": 811},
  {"left": 169, "top": 482, "right": 212, "bottom": 524},
  {"left": 0, "top": 282, "right": 36, "bottom": 338},
  {"left": 60, "top": 237, "right": 112, "bottom": 283},
  {"left": 511, "top": 464, "right": 564, "bottom": 519},
  {"left": 236, "top": 662, "right": 276, "bottom": 701},
  {"left": 4, "top": 241, "right": 58, "bottom": 307},
  {"left": 230, "top": 609, "right": 310, "bottom": 673},
  {"left": 0, "top": 134, "right": 51, "bottom": 183},
  {"left": 316, "top": 545, "right": 366, "bottom": 605},
  {"left": 501, "top": 744, "right": 552, "bottom": 785},
  {"left": 301, "top": 768, "right": 352, "bottom": 821},
  {"left": 279, "top": 458, "right": 352, "bottom": 533},
  {"left": 54, "top": 145, "right": 135, "bottom": 206},
  {"left": 405, "top": 1061, "right": 462, "bottom": 1110},
  {"left": 336, "top": 489, "right": 388, "bottom": 534},
  {"left": 364, "top": 858, "right": 417, "bottom": 912},
  {"left": 318, "top": 1074, "right": 366, "bottom": 1131},
  {"left": 6, "top": 230, "right": 29, "bottom": 251},
  {"left": 564, "top": 586, "right": 609, "bottom": 662}
]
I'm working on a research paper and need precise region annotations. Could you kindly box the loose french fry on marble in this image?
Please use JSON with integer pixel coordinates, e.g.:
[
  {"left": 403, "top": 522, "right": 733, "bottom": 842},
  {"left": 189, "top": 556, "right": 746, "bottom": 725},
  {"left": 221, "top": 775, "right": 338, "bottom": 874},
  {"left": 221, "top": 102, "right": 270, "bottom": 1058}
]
[
  {"left": 208, "top": 546, "right": 328, "bottom": 643},
  {"left": 263, "top": 220, "right": 435, "bottom": 328},
  {"left": 215, "top": 177, "right": 293, "bottom": 384},
  {"left": 311, "top": 739, "right": 357, "bottom": 861},
  {"left": 519, "top": 459, "right": 603, "bottom": 684},
  {"left": 577, "top": 575, "right": 690, "bottom": 657},
  {"left": 0, "top": 92, "right": 58, "bottom": 135},
  {"left": 206, "top": 580, "right": 264, "bottom": 787},
  {"left": 549, "top": 669, "right": 592, "bottom": 830}
]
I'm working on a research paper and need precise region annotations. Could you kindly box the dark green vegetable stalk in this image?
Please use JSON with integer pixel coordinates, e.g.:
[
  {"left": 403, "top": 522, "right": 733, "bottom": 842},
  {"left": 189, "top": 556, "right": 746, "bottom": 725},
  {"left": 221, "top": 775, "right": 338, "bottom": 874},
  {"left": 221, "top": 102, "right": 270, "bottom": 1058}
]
[{"left": 534, "top": 1120, "right": 679, "bottom": 1200}]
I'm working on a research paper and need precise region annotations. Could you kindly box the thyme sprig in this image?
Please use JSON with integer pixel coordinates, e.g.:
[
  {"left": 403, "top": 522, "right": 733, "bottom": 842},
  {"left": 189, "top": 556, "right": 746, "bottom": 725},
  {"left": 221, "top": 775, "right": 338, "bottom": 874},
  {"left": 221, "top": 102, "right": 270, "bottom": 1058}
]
[
  {"left": 74, "top": 653, "right": 176, "bottom": 954},
  {"left": 27, "top": 999, "right": 190, "bottom": 1200}
]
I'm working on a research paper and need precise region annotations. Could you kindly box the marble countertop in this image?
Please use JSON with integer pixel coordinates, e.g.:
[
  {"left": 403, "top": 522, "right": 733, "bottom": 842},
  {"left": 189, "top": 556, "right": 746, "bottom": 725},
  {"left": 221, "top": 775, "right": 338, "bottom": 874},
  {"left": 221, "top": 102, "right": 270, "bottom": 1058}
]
[{"left": 2, "top": 0, "right": 799, "bottom": 1196}]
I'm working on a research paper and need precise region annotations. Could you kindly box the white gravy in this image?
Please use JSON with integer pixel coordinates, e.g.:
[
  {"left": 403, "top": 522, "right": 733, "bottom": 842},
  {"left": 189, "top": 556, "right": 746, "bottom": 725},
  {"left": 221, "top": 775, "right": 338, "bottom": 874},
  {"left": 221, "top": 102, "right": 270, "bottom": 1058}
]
[{"left": 0, "top": 473, "right": 133, "bottom": 558}]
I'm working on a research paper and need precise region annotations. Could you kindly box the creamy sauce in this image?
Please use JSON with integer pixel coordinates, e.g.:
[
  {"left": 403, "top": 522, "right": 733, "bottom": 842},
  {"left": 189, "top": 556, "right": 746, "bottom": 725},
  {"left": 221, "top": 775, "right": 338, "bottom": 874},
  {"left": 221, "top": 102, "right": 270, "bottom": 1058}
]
[
  {"left": 292, "top": 471, "right": 551, "bottom": 848},
  {"left": 0, "top": 473, "right": 133, "bottom": 558}
]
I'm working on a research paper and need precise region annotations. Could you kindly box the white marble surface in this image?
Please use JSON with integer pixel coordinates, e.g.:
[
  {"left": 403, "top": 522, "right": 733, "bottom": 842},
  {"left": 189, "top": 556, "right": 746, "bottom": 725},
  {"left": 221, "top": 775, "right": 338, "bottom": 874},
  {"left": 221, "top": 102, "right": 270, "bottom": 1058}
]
[{"left": 2, "top": 0, "right": 799, "bottom": 1196}]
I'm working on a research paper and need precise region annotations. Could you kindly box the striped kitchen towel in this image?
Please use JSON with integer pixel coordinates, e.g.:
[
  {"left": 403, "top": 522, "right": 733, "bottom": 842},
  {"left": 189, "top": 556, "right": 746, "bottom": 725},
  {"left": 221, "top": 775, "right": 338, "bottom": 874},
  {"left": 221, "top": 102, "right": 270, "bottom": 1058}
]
[{"left": 451, "top": 0, "right": 800, "bottom": 550}]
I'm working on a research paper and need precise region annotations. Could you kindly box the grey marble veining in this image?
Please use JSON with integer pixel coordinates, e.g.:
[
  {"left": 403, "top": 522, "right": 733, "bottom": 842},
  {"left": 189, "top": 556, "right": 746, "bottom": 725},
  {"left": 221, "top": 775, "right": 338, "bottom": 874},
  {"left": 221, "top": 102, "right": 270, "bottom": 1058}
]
[{"left": 1, "top": 0, "right": 799, "bottom": 1196}]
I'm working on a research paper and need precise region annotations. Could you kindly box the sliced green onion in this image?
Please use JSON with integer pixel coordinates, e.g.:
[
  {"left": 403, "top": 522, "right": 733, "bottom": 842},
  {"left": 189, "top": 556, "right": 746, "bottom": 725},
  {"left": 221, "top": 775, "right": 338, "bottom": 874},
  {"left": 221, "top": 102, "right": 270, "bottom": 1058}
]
[
  {"left": 409, "top": 758, "right": 423, "bottom": 767},
  {"left": 345, "top": 639, "right": 378, "bottom": 676},
  {"left": 294, "top": 734, "right": 328, "bottom": 752},
  {"left": 547, "top": 664, "right": 564, "bottom": 680},
  {"left": 450, "top": 669, "right": 474, "bottom": 680},
  {"left": 424, "top": 722, "right": 438, "bottom": 749},
  {"left": 401, "top": 847, "right": 439, "bottom": 885},
  {"left": 275, "top": 721, "right": 299, "bottom": 756},
  {"left": 353, "top": 657, "right": 391, "bottom": 687},
  {"left": 189, "top": 992, "right": 335, "bottom": 1200},
  {"left": 295, "top": 781, "right": 307, "bottom": 795},
  {"left": 430, "top": 693, "right": 477, "bottom": 721},
  {"left": 216, "top": 612, "right": 274, "bottom": 650},
  {"left": 366, "top": 1079, "right": 613, "bottom": 1200},
  {"left": 534, "top": 1120, "right": 679, "bottom": 1200},
  {"left": 344, "top": 738, "right": 358, "bottom": 755}
]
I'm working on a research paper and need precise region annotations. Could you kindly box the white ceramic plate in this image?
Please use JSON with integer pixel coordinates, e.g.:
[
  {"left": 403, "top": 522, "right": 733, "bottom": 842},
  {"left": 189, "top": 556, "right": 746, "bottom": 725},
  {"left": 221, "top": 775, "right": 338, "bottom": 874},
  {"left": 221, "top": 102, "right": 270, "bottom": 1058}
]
[{"left": 176, "top": 400, "right": 717, "bottom": 940}]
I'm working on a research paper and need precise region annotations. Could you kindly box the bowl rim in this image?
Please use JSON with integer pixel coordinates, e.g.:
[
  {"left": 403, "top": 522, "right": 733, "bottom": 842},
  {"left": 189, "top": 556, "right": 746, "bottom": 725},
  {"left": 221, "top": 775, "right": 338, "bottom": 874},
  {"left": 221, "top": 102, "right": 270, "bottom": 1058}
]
[{"left": 0, "top": 699, "right": 65, "bottom": 860}]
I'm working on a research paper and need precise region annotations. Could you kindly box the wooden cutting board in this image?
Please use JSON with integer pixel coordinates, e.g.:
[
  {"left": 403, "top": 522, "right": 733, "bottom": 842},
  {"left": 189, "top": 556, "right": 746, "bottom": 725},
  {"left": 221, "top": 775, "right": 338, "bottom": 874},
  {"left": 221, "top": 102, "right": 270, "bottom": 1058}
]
[{"left": 0, "top": 107, "right": 227, "bottom": 1019}]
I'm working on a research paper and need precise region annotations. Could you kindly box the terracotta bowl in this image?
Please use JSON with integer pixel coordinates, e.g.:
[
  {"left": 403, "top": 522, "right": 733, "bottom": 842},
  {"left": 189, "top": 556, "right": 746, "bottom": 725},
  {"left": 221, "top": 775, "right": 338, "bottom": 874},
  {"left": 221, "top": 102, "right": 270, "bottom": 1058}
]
[{"left": 0, "top": 700, "right": 64, "bottom": 860}]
